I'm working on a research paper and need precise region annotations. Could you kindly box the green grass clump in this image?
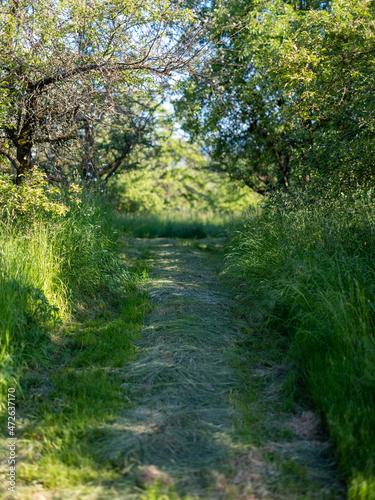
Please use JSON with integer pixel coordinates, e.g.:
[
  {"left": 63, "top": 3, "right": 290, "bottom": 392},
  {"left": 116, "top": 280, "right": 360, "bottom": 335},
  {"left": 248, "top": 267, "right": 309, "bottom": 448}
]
[
  {"left": 116, "top": 211, "right": 238, "bottom": 239},
  {"left": 0, "top": 224, "right": 66, "bottom": 401},
  {"left": 58, "top": 191, "right": 129, "bottom": 300},
  {"left": 223, "top": 190, "right": 375, "bottom": 498},
  {"left": 0, "top": 190, "right": 129, "bottom": 408}
]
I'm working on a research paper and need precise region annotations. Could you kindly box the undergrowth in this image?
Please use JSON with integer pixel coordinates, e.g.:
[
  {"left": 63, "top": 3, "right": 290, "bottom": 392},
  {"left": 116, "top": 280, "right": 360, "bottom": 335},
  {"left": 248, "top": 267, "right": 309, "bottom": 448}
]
[
  {"left": 223, "top": 189, "right": 375, "bottom": 499},
  {"left": 0, "top": 190, "right": 129, "bottom": 404},
  {"left": 0, "top": 181, "right": 150, "bottom": 494}
]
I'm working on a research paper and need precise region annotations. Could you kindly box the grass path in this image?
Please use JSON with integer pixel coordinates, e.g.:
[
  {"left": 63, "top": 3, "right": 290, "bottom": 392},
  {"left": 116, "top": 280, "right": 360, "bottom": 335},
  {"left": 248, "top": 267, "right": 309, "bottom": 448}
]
[
  {"left": 100, "top": 237, "right": 344, "bottom": 499},
  {"left": 101, "top": 238, "right": 243, "bottom": 496},
  {"left": 1, "top": 236, "right": 345, "bottom": 499}
]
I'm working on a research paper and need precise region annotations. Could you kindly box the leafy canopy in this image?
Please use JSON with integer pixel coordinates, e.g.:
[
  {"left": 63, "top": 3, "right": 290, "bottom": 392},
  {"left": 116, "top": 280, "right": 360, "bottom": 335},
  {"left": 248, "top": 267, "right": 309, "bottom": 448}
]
[
  {"left": 175, "top": 0, "right": 375, "bottom": 194},
  {"left": 0, "top": 0, "right": 204, "bottom": 182}
]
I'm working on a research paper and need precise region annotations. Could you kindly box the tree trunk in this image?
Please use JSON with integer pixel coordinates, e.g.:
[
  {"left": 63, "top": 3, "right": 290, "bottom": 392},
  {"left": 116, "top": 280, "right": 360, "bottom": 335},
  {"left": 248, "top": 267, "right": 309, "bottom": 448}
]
[
  {"left": 6, "top": 125, "right": 34, "bottom": 184},
  {"left": 15, "top": 140, "right": 33, "bottom": 184},
  {"left": 277, "top": 151, "right": 291, "bottom": 190},
  {"left": 274, "top": 148, "right": 291, "bottom": 190},
  {"left": 82, "top": 120, "right": 96, "bottom": 180}
]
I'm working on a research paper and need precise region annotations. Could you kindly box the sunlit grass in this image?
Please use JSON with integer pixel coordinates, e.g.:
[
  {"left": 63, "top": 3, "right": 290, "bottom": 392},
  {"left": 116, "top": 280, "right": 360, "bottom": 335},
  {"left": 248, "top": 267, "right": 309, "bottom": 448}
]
[
  {"left": 0, "top": 225, "right": 68, "bottom": 406},
  {"left": 0, "top": 192, "right": 130, "bottom": 406},
  {"left": 0, "top": 192, "right": 151, "bottom": 496},
  {"left": 223, "top": 191, "right": 375, "bottom": 497}
]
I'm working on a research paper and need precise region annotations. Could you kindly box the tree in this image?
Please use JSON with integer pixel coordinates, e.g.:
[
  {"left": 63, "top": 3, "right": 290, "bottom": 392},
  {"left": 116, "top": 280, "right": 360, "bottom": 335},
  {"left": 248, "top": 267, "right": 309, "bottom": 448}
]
[
  {"left": 32, "top": 92, "right": 160, "bottom": 183},
  {"left": 176, "top": 0, "right": 375, "bottom": 195},
  {"left": 94, "top": 94, "right": 160, "bottom": 182},
  {"left": 194, "top": 0, "right": 375, "bottom": 194},
  {"left": 174, "top": 0, "right": 293, "bottom": 194},
  {"left": 254, "top": 0, "right": 375, "bottom": 191},
  {"left": 111, "top": 116, "right": 257, "bottom": 213},
  {"left": 0, "top": 0, "right": 206, "bottom": 183}
]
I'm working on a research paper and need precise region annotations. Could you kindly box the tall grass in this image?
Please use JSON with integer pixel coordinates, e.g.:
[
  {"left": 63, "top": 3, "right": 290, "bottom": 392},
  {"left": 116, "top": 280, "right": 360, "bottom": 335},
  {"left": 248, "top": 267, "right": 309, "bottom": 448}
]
[
  {"left": 0, "top": 190, "right": 128, "bottom": 409},
  {"left": 0, "top": 225, "right": 66, "bottom": 401},
  {"left": 224, "top": 190, "right": 375, "bottom": 499},
  {"left": 58, "top": 191, "right": 129, "bottom": 300},
  {"left": 0, "top": 186, "right": 152, "bottom": 494}
]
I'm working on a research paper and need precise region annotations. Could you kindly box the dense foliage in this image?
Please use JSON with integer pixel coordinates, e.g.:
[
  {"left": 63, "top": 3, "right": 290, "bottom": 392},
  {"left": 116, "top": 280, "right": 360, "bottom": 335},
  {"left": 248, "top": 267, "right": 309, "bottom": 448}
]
[
  {"left": 176, "top": 0, "right": 375, "bottom": 193},
  {"left": 112, "top": 135, "right": 258, "bottom": 213}
]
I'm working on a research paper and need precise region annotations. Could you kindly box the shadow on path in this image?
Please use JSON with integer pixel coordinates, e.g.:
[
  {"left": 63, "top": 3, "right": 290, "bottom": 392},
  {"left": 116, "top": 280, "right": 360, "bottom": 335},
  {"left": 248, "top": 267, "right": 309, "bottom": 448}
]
[{"left": 98, "top": 240, "right": 241, "bottom": 492}]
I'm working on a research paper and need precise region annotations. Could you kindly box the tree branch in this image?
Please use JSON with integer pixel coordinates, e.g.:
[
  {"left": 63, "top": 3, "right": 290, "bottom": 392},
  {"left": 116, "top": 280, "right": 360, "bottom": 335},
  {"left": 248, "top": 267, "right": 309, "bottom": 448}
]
[
  {"left": 31, "top": 46, "right": 201, "bottom": 93},
  {"left": 0, "top": 144, "right": 21, "bottom": 171},
  {"left": 34, "top": 133, "right": 78, "bottom": 144}
]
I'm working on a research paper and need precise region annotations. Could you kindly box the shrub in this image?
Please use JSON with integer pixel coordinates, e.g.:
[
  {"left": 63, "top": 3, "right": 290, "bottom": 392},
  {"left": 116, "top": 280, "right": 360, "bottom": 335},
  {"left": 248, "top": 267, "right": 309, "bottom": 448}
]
[{"left": 0, "top": 170, "right": 81, "bottom": 225}]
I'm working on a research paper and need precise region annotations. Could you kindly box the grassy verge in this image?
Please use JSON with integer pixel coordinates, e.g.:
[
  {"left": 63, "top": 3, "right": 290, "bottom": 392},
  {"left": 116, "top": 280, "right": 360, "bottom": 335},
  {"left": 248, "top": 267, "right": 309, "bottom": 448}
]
[
  {"left": 13, "top": 253, "right": 149, "bottom": 492},
  {"left": 223, "top": 191, "right": 375, "bottom": 499},
  {"left": 0, "top": 191, "right": 150, "bottom": 496},
  {"left": 0, "top": 192, "right": 127, "bottom": 401}
]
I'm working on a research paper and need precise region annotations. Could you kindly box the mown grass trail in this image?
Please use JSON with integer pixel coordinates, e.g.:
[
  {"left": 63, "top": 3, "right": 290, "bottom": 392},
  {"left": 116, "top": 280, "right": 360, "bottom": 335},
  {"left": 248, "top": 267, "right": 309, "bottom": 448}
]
[
  {"left": 1, "top": 236, "right": 345, "bottom": 499},
  {"left": 97, "top": 237, "right": 344, "bottom": 499},
  {"left": 101, "top": 238, "right": 242, "bottom": 496}
]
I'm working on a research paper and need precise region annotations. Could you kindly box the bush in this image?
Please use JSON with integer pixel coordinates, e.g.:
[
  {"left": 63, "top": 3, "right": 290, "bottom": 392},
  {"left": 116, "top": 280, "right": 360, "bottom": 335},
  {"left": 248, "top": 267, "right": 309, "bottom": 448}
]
[{"left": 0, "top": 170, "right": 80, "bottom": 224}]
